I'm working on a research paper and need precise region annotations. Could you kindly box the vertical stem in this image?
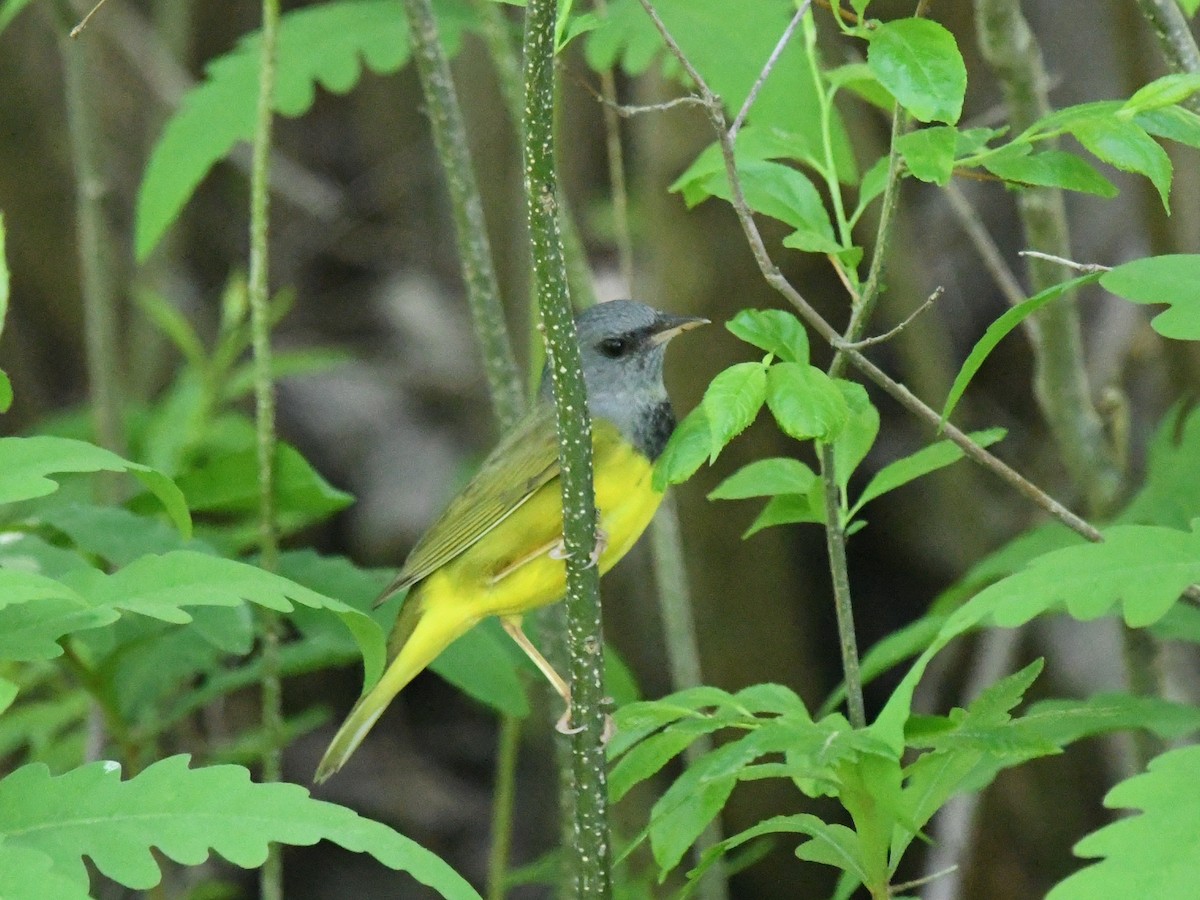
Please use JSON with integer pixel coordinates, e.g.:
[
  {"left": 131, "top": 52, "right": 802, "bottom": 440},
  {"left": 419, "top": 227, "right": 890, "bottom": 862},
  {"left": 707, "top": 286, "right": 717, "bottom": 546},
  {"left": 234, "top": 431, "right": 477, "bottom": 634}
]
[
  {"left": 59, "top": 7, "right": 125, "bottom": 475},
  {"left": 402, "top": 0, "right": 525, "bottom": 428},
  {"left": 648, "top": 499, "right": 730, "bottom": 900},
  {"left": 818, "top": 444, "right": 865, "bottom": 729},
  {"left": 487, "top": 713, "right": 521, "bottom": 900},
  {"left": 974, "top": 0, "right": 1122, "bottom": 516},
  {"left": 248, "top": 1, "right": 283, "bottom": 898},
  {"left": 523, "top": 0, "right": 611, "bottom": 896}
]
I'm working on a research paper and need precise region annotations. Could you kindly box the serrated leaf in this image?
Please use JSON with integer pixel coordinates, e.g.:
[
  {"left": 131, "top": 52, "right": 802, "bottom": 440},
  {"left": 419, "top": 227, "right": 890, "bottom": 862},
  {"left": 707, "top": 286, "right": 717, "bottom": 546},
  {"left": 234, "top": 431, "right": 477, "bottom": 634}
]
[
  {"left": 941, "top": 274, "right": 1101, "bottom": 426},
  {"left": 831, "top": 380, "right": 878, "bottom": 489},
  {"left": 1119, "top": 403, "right": 1200, "bottom": 528},
  {"left": 1136, "top": 105, "right": 1200, "bottom": 149},
  {"left": 1020, "top": 693, "right": 1200, "bottom": 747},
  {"left": 695, "top": 160, "right": 838, "bottom": 249},
  {"left": 1120, "top": 73, "right": 1200, "bottom": 116},
  {"left": 743, "top": 490, "right": 824, "bottom": 538},
  {"left": 977, "top": 522, "right": 1200, "bottom": 629},
  {"left": 726, "top": 308, "right": 810, "bottom": 364},
  {"left": 866, "top": 18, "right": 966, "bottom": 124},
  {"left": 653, "top": 405, "right": 713, "bottom": 490},
  {"left": 136, "top": 1, "right": 474, "bottom": 260},
  {"left": 0, "top": 437, "right": 192, "bottom": 538},
  {"left": 848, "top": 427, "right": 1005, "bottom": 519},
  {"left": 610, "top": 719, "right": 728, "bottom": 802},
  {"left": 1101, "top": 254, "right": 1200, "bottom": 339},
  {"left": 896, "top": 125, "right": 957, "bottom": 184},
  {"left": 1070, "top": 117, "right": 1173, "bottom": 211},
  {"left": 0, "top": 756, "right": 481, "bottom": 897},
  {"left": 708, "top": 457, "right": 816, "bottom": 500},
  {"left": 0, "top": 570, "right": 117, "bottom": 661},
  {"left": 609, "top": 686, "right": 738, "bottom": 759},
  {"left": 766, "top": 363, "right": 849, "bottom": 441},
  {"left": 1047, "top": 745, "right": 1200, "bottom": 900},
  {"left": 701, "top": 363, "right": 767, "bottom": 458},
  {"left": 38, "top": 503, "right": 195, "bottom": 567},
  {"left": 981, "top": 148, "right": 1117, "bottom": 197},
  {"left": 65, "top": 550, "right": 386, "bottom": 689}
]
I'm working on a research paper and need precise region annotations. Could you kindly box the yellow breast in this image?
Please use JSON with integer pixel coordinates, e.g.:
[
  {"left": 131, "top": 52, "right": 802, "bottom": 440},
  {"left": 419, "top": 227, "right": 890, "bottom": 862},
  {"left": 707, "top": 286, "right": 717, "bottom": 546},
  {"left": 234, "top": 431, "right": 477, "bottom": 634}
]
[{"left": 420, "top": 422, "right": 663, "bottom": 622}]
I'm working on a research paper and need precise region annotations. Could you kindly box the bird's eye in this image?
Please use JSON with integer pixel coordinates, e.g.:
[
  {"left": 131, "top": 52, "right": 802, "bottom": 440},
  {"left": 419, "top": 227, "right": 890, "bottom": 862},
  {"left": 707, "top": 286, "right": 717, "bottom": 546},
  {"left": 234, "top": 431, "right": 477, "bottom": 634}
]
[{"left": 598, "top": 336, "right": 629, "bottom": 358}]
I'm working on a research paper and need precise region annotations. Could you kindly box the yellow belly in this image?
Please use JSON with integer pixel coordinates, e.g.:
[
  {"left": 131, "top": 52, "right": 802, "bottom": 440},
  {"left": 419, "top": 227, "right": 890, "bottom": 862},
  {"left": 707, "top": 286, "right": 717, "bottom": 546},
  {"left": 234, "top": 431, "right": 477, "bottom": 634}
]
[{"left": 419, "top": 430, "right": 662, "bottom": 622}]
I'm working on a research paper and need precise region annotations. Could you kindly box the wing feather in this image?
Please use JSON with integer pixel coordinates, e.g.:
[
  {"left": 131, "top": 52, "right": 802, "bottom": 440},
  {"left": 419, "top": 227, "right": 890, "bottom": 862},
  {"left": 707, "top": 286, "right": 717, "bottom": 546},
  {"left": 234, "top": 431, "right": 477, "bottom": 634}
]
[{"left": 376, "top": 405, "right": 561, "bottom": 603}]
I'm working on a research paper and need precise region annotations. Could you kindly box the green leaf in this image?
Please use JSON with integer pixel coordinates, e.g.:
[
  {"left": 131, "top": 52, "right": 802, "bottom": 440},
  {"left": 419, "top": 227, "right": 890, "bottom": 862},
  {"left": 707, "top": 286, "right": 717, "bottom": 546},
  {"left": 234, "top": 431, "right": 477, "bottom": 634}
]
[
  {"left": 825, "top": 62, "right": 893, "bottom": 111},
  {"left": 1069, "top": 117, "right": 1173, "bottom": 210},
  {"left": 0, "top": 841, "right": 92, "bottom": 900},
  {"left": 672, "top": 125, "right": 825, "bottom": 204},
  {"left": 1120, "top": 403, "right": 1200, "bottom": 529},
  {"left": 698, "top": 814, "right": 867, "bottom": 884},
  {"left": 1120, "top": 73, "right": 1200, "bottom": 116},
  {"left": 701, "top": 362, "right": 767, "bottom": 458},
  {"left": 941, "top": 274, "right": 1101, "bottom": 426},
  {"left": 0, "top": 755, "right": 481, "bottom": 897},
  {"left": 176, "top": 443, "right": 354, "bottom": 534},
  {"left": 695, "top": 160, "right": 838, "bottom": 250},
  {"left": 708, "top": 457, "right": 817, "bottom": 500},
  {"left": 726, "top": 308, "right": 810, "bottom": 364},
  {"left": 1101, "top": 254, "right": 1200, "bottom": 339},
  {"left": 743, "top": 489, "right": 825, "bottom": 538},
  {"left": 585, "top": 0, "right": 854, "bottom": 179},
  {"left": 66, "top": 550, "right": 386, "bottom": 688},
  {"left": 0, "top": 371, "right": 11, "bottom": 415},
  {"left": 830, "top": 380, "right": 879, "bottom": 489},
  {"left": 896, "top": 125, "right": 957, "bottom": 184},
  {"left": 136, "top": 1, "right": 474, "bottom": 260},
  {"left": 1047, "top": 745, "right": 1200, "bottom": 900},
  {"left": 0, "top": 437, "right": 192, "bottom": 538},
  {"left": 848, "top": 427, "right": 1005, "bottom": 519},
  {"left": 976, "top": 522, "right": 1200, "bottom": 629},
  {"left": 653, "top": 405, "right": 713, "bottom": 490},
  {"left": 1181, "top": 0, "right": 1200, "bottom": 16},
  {"left": 38, "top": 503, "right": 194, "bottom": 567},
  {"left": 866, "top": 18, "right": 966, "bottom": 124},
  {"left": 1020, "top": 693, "right": 1200, "bottom": 747},
  {"left": 610, "top": 718, "right": 729, "bottom": 802},
  {"left": 981, "top": 148, "right": 1117, "bottom": 197},
  {"left": 0, "top": 0, "right": 35, "bottom": 37},
  {"left": 223, "top": 348, "right": 352, "bottom": 400},
  {"left": 766, "top": 363, "right": 849, "bottom": 442},
  {"left": 1136, "top": 105, "right": 1200, "bottom": 149},
  {"left": 0, "top": 572, "right": 116, "bottom": 662}
]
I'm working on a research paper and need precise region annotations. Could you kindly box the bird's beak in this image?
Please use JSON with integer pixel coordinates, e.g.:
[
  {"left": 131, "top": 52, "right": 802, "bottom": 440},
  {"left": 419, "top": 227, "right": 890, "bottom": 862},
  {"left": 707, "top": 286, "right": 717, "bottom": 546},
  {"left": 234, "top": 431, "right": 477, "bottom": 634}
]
[{"left": 649, "top": 313, "right": 709, "bottom": 346}]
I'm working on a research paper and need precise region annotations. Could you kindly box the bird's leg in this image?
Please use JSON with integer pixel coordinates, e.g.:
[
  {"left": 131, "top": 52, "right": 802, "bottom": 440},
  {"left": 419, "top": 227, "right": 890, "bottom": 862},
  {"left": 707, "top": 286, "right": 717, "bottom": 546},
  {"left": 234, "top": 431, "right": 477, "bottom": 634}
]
[
  {"left": 548, "top": 526, "right": 609, "bottom": 569},
  {"left": 500, "top": 616, "right": 584, "bottom": 734}
]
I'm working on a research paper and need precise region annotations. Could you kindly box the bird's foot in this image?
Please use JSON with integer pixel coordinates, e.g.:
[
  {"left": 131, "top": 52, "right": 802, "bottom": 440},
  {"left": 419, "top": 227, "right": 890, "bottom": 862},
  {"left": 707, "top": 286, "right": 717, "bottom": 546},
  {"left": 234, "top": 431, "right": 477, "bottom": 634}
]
[
  {"left": 554, "top": 699, "right": 617, "bottom": 744},
  {"left": 549, "top": 528, "right": 609, "bottom": 569}
]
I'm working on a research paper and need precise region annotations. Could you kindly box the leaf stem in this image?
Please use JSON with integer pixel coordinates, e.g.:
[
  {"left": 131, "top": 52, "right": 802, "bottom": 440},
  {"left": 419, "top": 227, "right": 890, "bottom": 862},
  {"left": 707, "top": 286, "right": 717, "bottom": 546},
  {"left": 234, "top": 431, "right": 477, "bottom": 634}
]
[
  {"left": 1134, "top": 0, "right": 1200, "bottom": 114},
  {"left": 487, "top": 713, "right": 521, "bottom": 900},
  {"left": 523, "top": 0, "right": 611, "bottom": 894}
]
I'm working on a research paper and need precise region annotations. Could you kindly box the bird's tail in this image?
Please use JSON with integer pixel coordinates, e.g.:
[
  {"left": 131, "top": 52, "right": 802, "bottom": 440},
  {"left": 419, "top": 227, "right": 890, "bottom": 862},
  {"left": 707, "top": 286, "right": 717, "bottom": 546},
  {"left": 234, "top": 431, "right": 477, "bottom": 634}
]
[{"left": 314, "top": 590, "right": 470, "bottom": 783}]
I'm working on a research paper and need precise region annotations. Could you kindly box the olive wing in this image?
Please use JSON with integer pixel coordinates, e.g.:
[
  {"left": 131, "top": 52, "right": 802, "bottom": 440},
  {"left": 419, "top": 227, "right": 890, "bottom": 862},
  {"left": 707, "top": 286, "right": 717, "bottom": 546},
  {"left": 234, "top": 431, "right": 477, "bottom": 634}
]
[{"left": 376, "top": 405, "right": 561, "bottom": 604}]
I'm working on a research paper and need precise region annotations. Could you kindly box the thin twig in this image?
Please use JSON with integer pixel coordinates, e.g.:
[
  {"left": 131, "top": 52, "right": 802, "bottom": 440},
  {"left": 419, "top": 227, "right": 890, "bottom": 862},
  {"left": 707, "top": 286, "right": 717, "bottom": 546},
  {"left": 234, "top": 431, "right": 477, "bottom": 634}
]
[
  {"left": 728, "top": 1, "right": 811, "bottom": 139},
  {"left": 945, "top": 182, "right": 1026, "bottom": 307},
  {"left": 891, "top": 864, "right": 960, "bottom": 894},
  {"left": 635, "top": 0, "right": 1104, "bottom": 545},
  {"left": 842, "top": 287, "right": 942, "bottom": 351},
  {"left": 568, "top": 71, "right": 707, "bottom": 117},
  {"left": 69, "top": 0, "right": 110, "bottom": 37},
  {"left": 1017, "top": 250, "right": 1111, "bottom": 274}
]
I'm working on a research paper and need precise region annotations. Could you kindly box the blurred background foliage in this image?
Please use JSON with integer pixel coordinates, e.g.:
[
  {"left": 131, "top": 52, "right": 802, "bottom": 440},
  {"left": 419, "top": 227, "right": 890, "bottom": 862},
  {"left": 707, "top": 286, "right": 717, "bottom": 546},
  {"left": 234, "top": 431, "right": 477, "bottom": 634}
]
[{"left": 1, "top": 1, "right": 1199, "bottom": 897}]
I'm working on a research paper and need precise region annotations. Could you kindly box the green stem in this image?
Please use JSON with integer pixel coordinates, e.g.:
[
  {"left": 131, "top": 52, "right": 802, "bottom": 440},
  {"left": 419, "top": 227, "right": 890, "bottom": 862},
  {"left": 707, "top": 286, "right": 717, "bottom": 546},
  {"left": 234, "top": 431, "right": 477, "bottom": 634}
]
[
  {"left": 974, "top": 0, "right": 1123, "bottom": 517},
  {"left": 487, "top": 714, "right": 521, "bottom": 900},
  {"left": 248, "top": 0, "right": 283, "bottom": 898},
  {"left": 1135, "top": 0, "right": 1200, "bottom": 114},
  {"left": 403, "top": 0, "right": 525, "bottom": 428},
  {"left": 818, "top": 444, "right": 865, "bottom": 729},
  {"left": 523, "top": 0, "right": 611, "bottom": 895},
  {"left": 58, "top": 5, "right": 125, "bottom": 479}
]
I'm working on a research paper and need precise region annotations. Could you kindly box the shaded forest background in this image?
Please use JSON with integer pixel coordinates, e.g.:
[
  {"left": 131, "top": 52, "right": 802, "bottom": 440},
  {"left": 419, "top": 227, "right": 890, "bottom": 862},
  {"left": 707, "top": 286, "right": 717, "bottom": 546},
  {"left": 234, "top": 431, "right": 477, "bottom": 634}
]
[{"left": 2, "top": 1, "right": 1198, "bottom": 897}]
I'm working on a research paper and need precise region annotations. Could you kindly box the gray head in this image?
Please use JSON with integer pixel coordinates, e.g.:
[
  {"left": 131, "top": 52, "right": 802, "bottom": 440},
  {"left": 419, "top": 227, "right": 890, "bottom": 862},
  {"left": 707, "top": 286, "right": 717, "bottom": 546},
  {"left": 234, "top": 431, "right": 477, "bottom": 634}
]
[{"left": 539, "top": 300, "right": 706, "bottom": 458}]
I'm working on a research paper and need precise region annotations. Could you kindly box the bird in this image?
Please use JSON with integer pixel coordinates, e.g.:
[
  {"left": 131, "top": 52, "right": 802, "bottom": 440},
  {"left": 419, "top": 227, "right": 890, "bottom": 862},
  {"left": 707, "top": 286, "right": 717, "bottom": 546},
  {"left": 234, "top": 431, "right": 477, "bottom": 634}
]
[{"left": 315, "top": 300, "right": 706, "bottom": 783}]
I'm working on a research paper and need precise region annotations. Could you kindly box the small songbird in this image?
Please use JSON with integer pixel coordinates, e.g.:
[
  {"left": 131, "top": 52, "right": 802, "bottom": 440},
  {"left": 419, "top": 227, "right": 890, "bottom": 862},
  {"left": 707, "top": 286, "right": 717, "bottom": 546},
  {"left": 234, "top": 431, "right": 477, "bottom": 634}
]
[{"left": 315, "top": 300, "right": 706, "bottom": 782}]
